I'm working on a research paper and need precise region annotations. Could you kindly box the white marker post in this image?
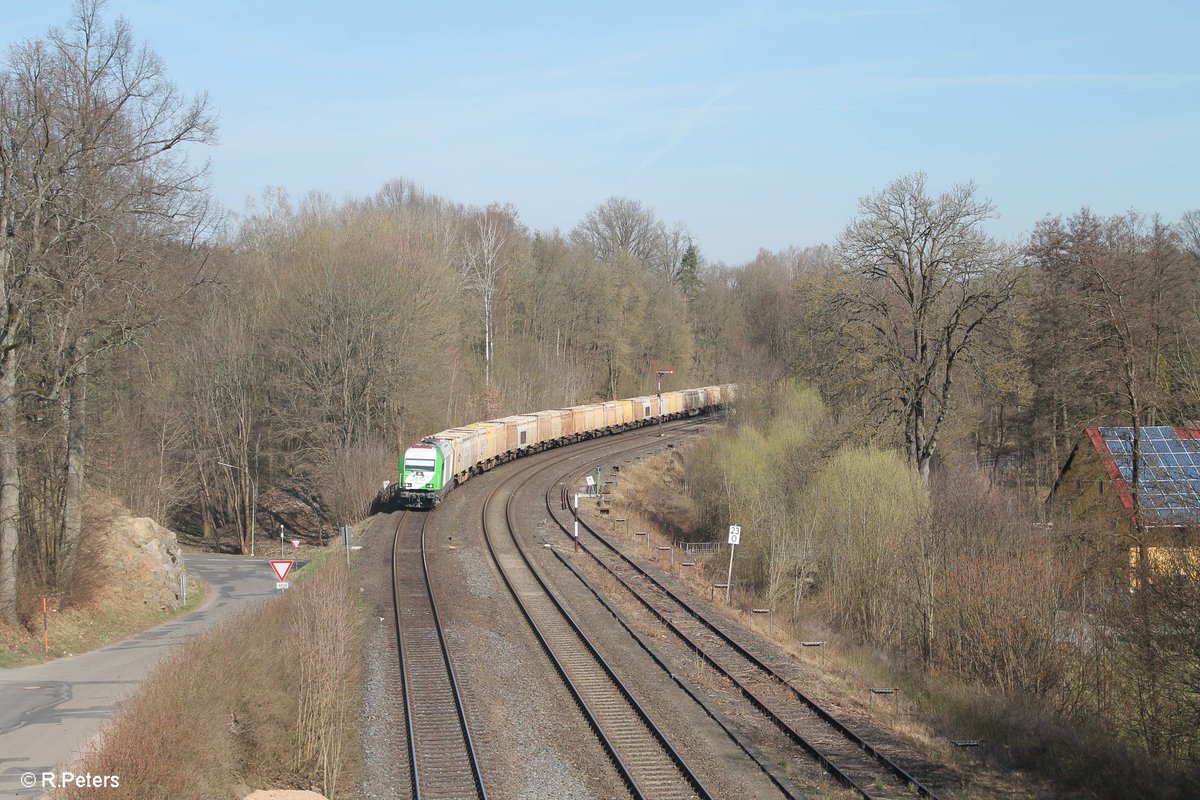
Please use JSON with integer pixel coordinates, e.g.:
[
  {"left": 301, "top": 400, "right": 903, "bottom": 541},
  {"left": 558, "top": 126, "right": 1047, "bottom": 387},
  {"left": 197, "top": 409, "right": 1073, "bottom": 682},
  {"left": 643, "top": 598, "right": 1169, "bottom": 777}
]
[
  {"left": 726, "top": 525, "right": 741, "bottom": 604},
  {"left": 573, "top": 492, "right": 581, "bottom": 552}
]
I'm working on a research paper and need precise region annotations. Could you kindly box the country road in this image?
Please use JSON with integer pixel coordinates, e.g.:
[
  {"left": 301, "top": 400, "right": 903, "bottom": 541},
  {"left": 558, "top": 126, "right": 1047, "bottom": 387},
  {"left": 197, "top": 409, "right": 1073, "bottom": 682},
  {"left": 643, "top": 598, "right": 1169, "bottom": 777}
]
[{"left": 0, "top": 555, "right": 287, "bottom": 798}]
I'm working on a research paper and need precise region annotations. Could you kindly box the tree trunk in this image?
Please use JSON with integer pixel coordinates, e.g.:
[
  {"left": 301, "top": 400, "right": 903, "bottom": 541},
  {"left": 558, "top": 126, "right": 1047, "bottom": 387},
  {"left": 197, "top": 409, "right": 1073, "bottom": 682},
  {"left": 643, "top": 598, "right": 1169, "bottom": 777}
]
[
  {"left": 0, "top": 348, "right": 21, "bottom": 625},
  {"left": 58, "top": 353, "right": 87, "bottom": 585}
]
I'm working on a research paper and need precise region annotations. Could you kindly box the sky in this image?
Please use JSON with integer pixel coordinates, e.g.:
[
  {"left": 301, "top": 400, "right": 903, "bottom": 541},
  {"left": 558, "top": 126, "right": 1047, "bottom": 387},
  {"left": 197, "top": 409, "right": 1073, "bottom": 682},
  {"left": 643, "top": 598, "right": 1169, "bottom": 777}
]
[{"left": 2, "top": 1, "right": 1197, "bottom": 264}]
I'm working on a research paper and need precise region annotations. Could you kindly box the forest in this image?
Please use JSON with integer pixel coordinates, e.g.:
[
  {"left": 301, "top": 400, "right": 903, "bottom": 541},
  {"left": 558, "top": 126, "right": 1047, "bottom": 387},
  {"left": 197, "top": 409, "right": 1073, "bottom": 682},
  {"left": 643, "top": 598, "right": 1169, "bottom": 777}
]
[{"left": 2, "top": 3, "right": 1199, "bottom": 790}]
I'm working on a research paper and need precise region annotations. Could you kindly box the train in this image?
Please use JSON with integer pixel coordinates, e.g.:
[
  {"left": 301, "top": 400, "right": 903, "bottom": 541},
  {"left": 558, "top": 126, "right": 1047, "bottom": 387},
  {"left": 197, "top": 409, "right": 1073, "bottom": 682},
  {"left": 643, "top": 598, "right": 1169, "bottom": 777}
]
[{"left": 387, "top": 385, "right": 735, "bottom": 509}]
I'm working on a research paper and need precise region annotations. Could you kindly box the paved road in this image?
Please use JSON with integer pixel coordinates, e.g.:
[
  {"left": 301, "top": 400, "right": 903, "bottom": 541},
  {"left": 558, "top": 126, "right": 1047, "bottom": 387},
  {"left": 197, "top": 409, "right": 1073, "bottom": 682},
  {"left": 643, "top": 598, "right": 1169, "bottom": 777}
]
[{"left": 0, "top": 555, "right": 286, "bottom": 798}]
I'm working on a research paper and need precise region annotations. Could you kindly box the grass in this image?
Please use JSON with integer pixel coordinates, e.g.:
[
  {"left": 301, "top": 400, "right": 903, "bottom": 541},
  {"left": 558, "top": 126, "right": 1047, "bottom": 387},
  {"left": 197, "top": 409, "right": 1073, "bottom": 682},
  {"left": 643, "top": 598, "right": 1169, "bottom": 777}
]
[
  {"left": 0, "top": 580, "right": 208, "bottom": 669},
  {"left": 609, "top": 450, "right": 1200, "bottom": 800},
  {"left": 57, "top": 557, "right": 362, "bottom": 800}
]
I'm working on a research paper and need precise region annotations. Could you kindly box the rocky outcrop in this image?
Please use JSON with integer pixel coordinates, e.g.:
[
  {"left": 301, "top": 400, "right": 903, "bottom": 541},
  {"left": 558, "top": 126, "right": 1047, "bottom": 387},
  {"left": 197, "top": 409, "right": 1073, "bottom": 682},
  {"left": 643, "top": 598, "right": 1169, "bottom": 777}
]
[{"left": 101, "top": 515, "right": 187, "bottom": 609}]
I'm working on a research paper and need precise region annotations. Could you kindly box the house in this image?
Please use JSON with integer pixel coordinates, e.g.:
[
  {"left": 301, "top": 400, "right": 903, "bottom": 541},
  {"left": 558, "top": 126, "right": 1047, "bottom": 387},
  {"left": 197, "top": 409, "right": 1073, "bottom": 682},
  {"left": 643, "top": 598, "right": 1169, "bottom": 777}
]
[{"left": 1049, "top": 426, "right": 1200, "bottom": 576}]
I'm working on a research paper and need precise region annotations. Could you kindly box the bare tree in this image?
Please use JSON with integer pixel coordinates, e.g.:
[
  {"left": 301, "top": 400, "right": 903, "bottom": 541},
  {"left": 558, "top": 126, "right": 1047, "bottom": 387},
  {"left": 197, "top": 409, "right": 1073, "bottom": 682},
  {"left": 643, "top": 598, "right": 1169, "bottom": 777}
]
[
  {"left": 0, "top": 0, "right": 214, "bottom": 615},
  {"left": 460, "top": 204, "right": 518, "bottom": 387},
  {"left": 571, "top": 197, "right": 663, "bottom": 265},
  {"left": 836, "top": 173, "right": 1018, "bottom": 480},
  {"left": 1179, "top": 209, "right": 1200, "bottom": 264},
  {"left": 45, "top": 0, "right": 214, "bottom": 582},
  {"left": 0, "top": 46, "right": 48, "bottom": 623}
]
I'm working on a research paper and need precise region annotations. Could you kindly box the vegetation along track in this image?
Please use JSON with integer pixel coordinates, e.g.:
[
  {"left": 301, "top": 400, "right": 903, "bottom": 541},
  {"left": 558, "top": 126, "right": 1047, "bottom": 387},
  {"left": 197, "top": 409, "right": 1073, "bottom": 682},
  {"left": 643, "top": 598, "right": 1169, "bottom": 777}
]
[
  {"left": 546, "top": 462, "right": 941, "bottom": 800},
  {"left": 392, "top": 510, "right": 488, "bottom": 800},
  {"left": 480, "top": 425, "right": 716, "bottom": 800}
]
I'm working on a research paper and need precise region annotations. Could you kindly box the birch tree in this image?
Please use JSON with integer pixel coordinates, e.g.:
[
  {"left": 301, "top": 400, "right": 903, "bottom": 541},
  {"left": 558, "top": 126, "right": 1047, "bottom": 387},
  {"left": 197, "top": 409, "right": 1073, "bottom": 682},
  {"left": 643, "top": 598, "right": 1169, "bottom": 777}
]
[{"left": 460, "top": 204, "right": 518, "bottom": 387}]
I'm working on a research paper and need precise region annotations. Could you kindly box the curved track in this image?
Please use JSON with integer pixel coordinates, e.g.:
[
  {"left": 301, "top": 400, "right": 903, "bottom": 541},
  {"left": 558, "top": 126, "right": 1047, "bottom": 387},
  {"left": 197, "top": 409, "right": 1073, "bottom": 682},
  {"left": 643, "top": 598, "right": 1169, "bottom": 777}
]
[
  {"left": 479, "top": 426, "right": 716, "bottom": 800},
  {"left": 545, "top": 462, "right": 941, "bottom": 800},
  {"left": 392, "top": 510, "right": 487, "bottom": 800}
]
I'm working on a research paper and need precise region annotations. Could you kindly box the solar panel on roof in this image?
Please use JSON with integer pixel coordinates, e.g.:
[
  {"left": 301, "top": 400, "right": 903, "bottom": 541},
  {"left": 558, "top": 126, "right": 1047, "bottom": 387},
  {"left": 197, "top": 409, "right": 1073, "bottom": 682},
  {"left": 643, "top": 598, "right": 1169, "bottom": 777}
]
[{"left": 1097, "top": 426, "right": 1200, "bottom": 525}]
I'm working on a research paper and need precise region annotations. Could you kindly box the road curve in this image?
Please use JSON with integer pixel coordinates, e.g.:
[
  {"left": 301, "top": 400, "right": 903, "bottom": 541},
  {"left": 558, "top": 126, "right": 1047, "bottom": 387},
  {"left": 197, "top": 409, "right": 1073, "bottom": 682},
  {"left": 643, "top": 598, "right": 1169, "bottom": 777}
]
[{"left": 0, "top": 555, "right": 285, "bottom": 799}]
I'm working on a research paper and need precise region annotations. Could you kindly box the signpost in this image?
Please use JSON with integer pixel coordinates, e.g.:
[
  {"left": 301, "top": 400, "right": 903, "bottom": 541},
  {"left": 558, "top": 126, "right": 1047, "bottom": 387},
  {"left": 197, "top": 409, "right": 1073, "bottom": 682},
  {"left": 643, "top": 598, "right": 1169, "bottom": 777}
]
[
  {"left": 725, "top": 525, "right": 741, "bottom": 604},
  {"left": 271, "top": 559, "right": 293, "bottom": 591}
]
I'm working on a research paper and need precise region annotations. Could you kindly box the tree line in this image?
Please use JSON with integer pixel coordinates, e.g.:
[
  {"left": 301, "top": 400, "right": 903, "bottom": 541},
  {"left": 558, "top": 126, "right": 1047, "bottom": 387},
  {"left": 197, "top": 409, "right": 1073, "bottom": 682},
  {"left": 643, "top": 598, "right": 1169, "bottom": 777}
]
[
  {"left": 0, "top": 3, "right": 722, "bottom": 623},
  {"left": 4, "top": 10, "right": 1200, "bottom": 784},
  {"left": 684, "top": 173, "right": 1200, "bottom": 786}
]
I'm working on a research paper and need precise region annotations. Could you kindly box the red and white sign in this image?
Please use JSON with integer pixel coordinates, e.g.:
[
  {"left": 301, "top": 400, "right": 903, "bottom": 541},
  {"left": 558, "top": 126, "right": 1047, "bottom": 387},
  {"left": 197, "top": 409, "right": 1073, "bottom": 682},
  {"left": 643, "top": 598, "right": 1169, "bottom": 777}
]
[
  {"left": 270, "top": 560, "right": 293, "bottom": 581},
  {"left": 290, "top": 538, "right": 300, "bottom": 549}
]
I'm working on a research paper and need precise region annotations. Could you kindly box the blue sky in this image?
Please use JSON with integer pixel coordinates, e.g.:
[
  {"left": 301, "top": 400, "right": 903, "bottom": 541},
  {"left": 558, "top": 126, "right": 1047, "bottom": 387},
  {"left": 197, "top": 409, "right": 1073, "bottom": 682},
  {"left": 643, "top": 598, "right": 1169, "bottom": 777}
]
[{"left": 3, "top": 1, "right": 1197, "bottom": 264}]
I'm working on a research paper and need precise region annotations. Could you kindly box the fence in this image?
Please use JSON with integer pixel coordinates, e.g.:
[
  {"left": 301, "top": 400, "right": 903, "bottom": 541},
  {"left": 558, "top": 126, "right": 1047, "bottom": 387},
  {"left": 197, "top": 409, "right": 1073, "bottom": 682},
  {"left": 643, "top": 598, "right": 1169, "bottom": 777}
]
[{"left": 678, "top": 541, "right": 721, "bottom": 556}]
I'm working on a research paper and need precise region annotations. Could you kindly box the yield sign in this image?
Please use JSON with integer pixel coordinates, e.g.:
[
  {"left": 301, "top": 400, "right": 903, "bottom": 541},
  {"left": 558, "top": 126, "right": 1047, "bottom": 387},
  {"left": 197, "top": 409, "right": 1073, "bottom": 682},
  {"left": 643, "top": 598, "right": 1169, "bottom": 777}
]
[{"left": 270, "top": 560, "right": 293, "bottom": 581}]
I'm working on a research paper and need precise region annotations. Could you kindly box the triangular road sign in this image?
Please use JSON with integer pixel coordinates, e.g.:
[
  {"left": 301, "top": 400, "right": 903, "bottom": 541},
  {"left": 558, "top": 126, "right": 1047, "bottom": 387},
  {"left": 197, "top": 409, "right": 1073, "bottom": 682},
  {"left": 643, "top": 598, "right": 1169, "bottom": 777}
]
[{"left": 270, "top": 560, "right": 293, "bottom": 581}]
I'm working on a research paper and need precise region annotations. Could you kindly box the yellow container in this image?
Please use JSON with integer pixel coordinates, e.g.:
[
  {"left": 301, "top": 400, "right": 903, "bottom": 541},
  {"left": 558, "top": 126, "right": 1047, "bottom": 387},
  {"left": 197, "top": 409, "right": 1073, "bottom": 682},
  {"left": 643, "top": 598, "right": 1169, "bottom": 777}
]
[
  {"left": 534, "top": 410, "right": 564, "bottom": 442},
  {"left": 438, "top": 428, "right": 481, "bottom": 476},
  {"left": 465, "top": 422, "right": 504, "bottom": 461},
  {"left": 629, "top": 396, "right": 654, "bottom": 420}
]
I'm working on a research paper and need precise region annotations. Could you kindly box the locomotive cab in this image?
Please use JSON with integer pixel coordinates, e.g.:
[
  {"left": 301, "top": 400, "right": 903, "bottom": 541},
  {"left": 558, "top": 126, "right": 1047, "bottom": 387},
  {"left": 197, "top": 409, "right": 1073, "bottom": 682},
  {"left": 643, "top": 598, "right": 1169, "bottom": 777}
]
[{"left": 397, "top": 439, "right": 455, "bottom": 508}]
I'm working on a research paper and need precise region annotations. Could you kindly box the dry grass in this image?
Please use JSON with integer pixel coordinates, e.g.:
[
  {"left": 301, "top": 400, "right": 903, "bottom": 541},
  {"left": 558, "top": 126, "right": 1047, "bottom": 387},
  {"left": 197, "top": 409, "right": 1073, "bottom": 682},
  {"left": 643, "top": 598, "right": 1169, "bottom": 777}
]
[
  {"left": 0, "top": 580, "right": 207, "bottom": 669},
  {"left": 607, "top": 447, "right": 1200, "bottom": 799},
  {"left": 57, "top": 558, "right": 361, "bottom": 800}
]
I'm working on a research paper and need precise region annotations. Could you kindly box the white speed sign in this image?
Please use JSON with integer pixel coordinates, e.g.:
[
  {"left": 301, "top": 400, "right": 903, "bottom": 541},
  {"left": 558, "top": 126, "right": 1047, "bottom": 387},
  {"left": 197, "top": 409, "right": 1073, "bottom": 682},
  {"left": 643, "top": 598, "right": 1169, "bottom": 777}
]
[{"left": 728, "top": 525, "right": 741, "bottom": 545}]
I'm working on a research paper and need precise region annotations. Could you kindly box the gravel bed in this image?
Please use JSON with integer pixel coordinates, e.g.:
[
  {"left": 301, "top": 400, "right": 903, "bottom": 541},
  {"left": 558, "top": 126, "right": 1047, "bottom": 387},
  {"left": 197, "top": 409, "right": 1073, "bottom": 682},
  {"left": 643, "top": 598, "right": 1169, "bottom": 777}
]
[
  {"left": 455, "top": 546, "right": 499, "bottom": 599},
  {"left": 510, "top": 438, "right": 795, "bottom": 800},
  {"left": 354, "top": 512, "right": 412, "bottom": 800},
  {"left": 422, "top": 463, "right": 630, "bottom": 799},
  {"left": 354, "top": 425, "right": 736, "bottom": 800}
]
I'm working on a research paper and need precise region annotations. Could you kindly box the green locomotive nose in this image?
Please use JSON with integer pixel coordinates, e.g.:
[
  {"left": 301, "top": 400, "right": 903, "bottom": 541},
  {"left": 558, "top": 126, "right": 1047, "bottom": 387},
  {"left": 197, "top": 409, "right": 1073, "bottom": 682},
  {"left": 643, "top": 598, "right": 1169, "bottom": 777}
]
[{"left": 401, "top": 444, "right": 444, "bottom": 491}]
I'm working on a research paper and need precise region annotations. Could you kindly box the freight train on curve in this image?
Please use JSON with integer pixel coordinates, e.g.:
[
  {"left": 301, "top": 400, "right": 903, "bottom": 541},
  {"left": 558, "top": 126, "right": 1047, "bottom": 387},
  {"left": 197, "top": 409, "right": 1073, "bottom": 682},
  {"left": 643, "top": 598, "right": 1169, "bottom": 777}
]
[{"left": 386, "top": 385, "right": 735, "bottom": 509}]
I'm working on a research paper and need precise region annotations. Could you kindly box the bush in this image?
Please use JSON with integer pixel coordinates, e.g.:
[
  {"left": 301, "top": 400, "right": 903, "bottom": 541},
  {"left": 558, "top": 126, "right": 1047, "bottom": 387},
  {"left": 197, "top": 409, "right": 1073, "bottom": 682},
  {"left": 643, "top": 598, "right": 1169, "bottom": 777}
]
[
  {"left": 60, "top": 558, "right": 360, "bottom": 799},
  {"left": 806, "top": 445, "right": 925, "bottom": 647}
]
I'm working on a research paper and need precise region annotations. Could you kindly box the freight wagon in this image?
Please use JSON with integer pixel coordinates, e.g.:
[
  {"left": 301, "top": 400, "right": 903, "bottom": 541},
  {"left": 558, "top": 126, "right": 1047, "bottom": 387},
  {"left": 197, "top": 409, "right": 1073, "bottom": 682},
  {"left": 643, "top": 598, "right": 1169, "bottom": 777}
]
[{"left": 391, "top": 384, "right": 734, "bottom": 509}]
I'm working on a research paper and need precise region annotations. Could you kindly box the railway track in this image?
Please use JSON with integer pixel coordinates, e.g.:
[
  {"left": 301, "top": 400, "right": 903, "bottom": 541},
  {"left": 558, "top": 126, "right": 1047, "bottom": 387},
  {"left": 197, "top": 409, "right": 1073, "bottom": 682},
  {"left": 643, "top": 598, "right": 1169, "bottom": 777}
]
[
  {"left": 391, "top": 510, "right": 487, "bottom": 800},
  {"left": 545, "top": 463, "right": 941, "bottom": 800},
  {"left": 479, "top": 427, "right": 716, "bottom": 800}
]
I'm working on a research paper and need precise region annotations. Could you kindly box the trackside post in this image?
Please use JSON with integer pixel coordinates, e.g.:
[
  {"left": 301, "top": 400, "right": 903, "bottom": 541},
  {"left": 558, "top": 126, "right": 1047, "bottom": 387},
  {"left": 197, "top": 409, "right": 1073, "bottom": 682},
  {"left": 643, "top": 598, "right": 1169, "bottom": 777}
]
[{"left": 726, "top": 525, "right": 741, "bottom": 604}]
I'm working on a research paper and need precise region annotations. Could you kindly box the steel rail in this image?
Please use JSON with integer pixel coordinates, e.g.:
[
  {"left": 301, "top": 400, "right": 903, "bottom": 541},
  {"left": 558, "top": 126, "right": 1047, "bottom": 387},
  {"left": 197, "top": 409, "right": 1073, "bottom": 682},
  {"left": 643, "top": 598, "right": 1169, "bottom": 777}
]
[
  {"left": 392, "top": 510, "right": 488, "bottom": 800},
  {"left": 547, "top": 463, "right": 942, "bottom": 800},
  {"left": 479, "top": 428, "right": 715, "bottom": 800}
]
